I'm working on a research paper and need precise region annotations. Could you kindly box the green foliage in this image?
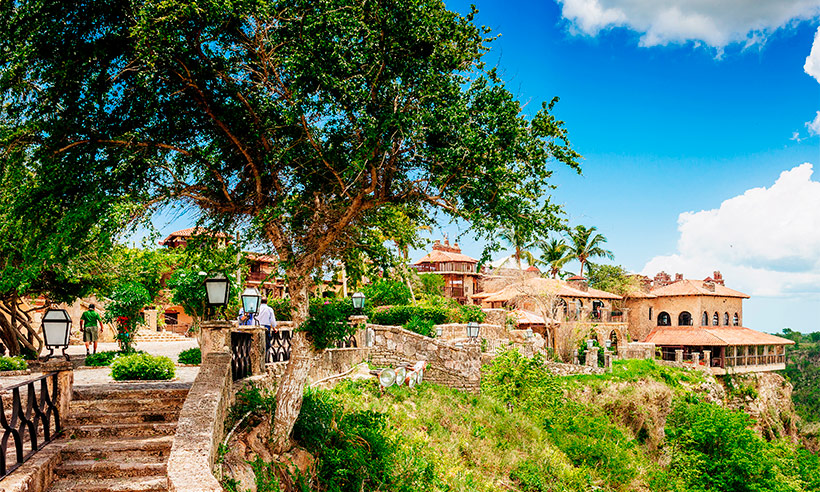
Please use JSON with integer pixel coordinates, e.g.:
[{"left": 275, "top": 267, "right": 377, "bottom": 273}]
[
  {"left": 482, "top": 348, "right": 562, "bottom": 414},
  {"left": 781, "top": 343, "right": 820, "bottom": 422},
  {"left": 105, "top": 281, "right": 151, "bottom": 353},
  {"left": 370, "top": 306, "right": 449, "bottom": 326},
  {"left": 227, "top": 383, "right": 277, "bottom": 430},
  {"left": 0, "top": 356, "right": 27, "bottom": 371},
  {"left": 568, "top": 225, "right": 614, "bottom": 276},
  {"left": 167, "top": 267, "right": 240, "bottom": 328},
  {"left": 587, "top": 263, "right": 639, "bottom": 297},
  {"left": 363, "top": 278, "right": 412, "bottom": 307},
  {"left": 403, "top": 316, "right": 434, "bottom": 337},
  {"left": 178, "top": 347, "right": 201, "bottom": 365},
  {"left": 269, "top": 298, "right": 293, "bottom": 322},
  {"left": 85, "top": 350, "right": 144, "bottom": 367},
  {"left": 299, "top": 298, "right": 357, "bottom": 350},
  {"left": 413, "top": 273, "right": 445, "bottom": 299},
  {"left": 294, "top": 387, "right": 430, "bottom": 492},
  {"left": 456, "top": 304, "right": 486, "bottom": 323},
  {"left": 110, "top": 353, "right": 175, "bottom": 381}
]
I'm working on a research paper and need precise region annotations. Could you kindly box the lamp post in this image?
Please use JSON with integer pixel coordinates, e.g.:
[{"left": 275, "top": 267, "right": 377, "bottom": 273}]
[
  {"left": 525, "top": 328, "right": 534, "bottom": 340},
  {"left": 351, "top": 292, "right": 365, "bottom": 314},
  {"left": 435, "top": 326, "right": 443, "bottom": 338},
  {"left": 241, "top": 287, "right": 261, "bottom": 324},
  {"left": 467, "top": 321, "right": 480, "bottom": 340},
  {"left": 204, "top": 273, "right": 230, "bottom": 320},
  {"left": 42, "top": 308, "right": 72, "bottom": 361}
]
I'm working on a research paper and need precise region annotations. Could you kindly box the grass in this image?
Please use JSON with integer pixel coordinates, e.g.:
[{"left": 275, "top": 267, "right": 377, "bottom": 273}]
[{"left": 564, "top": 358, "right": 705, "bottom": 388}]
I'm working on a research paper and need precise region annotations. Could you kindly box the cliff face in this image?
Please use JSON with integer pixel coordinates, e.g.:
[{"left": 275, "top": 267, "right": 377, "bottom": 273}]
[{"left": 725, "top": 372, "right": 799, "bottom": 441}]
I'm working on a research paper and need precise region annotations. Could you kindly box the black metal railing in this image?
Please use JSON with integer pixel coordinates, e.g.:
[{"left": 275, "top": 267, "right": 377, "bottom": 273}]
[
  {"left": 266, "top": 329, "right": 292, "bottom": 363},
  {"left": 231, "top": 331, "right": 253, "bottom": 381},
  {"left": 0, "top": 372, "right": 61, "bottom": 479},
  {"left": 334, "top": 334, "right": 358, "bottom": 349}
]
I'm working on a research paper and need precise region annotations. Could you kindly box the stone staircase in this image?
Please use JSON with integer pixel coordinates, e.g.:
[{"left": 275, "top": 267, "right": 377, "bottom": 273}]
[
  {"left": 46, "top": 383, "right": 191, "bottom": 491},
  {"left": 134, "top": 331, "right": 191, "bottom": 343}
]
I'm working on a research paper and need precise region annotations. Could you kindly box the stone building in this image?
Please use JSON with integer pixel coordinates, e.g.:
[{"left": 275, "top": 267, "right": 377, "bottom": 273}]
[
  {"left": 477, "top": 276, "right": 627, "bottom": 352},
  {"left": 627, "top": 271, "right": 794, "bottom": 374},
  {"left": 412, "top": 239, "right": 481, "bottom": 304}
]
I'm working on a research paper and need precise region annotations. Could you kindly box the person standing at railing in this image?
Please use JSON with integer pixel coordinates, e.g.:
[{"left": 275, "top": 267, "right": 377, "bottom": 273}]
[
  {"left": 79, "top": 304, "right": 104, "bottom": 356},
  {"left": 257, "top": 297, "right": 276, "bottom": 332}
]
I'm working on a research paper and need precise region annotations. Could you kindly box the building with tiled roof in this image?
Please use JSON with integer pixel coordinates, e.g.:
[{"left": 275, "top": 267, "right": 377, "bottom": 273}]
[
  {"left": 628, "top": 270, "right": 794, "bottom": 374},
  {"left": 412, "top": 239, "right": 481, "bottom": 304},
  {"left": 159, "top": 227, "right": 230, "bottom": 248}
]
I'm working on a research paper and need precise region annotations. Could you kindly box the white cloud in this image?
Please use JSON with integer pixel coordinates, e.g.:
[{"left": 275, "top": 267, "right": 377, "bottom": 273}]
[
  {"left": 807, "top": 111, "right": 820, "bottom": 135},
  {"left": 805, "top": 26, "right": 820, "bottom": 82},
  {"left": 557, "top": 0, "right": 820, "bottom": 48},
  {"left": 642, "top": 163, "right": 820, "bottom": 298},
  {"left": 791, "top": 131, "right": 803, "bottom": 141}
]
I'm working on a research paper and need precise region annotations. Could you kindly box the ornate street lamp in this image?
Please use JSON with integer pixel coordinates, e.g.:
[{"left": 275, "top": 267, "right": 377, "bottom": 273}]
[
  {"left": 42, "top": 308, "right": 72, "bottom": 361},
  {"left": 351, "top": 292, "right": 365, "bottom": 313},
  {"left": 467, "top": 321, "right": 480, "bottom": 339},
  {"left": 435, "top": 326, "right": 443, "bottom": 338},
  {"left": 586, "top": 339, "right": 595, "bottom": 349},
  {"left": 525, "top": 328, "right": 534, "bottom": 340},
  {"left": 204, "top": 273, "right": 230, "bottom": 307},
  {"left": 241, "top": 287, "right": 261, "bottom": 316}
]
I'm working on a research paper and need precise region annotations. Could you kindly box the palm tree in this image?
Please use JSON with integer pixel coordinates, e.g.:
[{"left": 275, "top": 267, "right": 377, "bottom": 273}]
[
  {"left": 568, "top": 225, "right": 613, "bottom": 276},
  {"left": 536, "top": 237, "right": 572, "bottom": 278},
  {"left": 498, "top": 224, "right": 534, "bottom": 270}
]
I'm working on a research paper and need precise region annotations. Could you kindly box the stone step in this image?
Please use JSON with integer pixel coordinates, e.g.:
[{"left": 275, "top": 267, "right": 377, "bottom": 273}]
[
  {"left": 73, "top": 384, "right": 191, "bottom": 402},
  {"left": 67, "top": 422, "right": 178, "bottom": 439},
  {"left": 48, "top": 474, "right": 169, "bottom": 491},
  {"left": 70, "top": 397, "right": 186, "bottom": 414},
  {"left": 55, "top": 459, "right": 167, "bottom": 479},
  {"left": 67, "top": 409, "right": 180, "bottom": 426},
  {"left": 60, "top": 436, "right": 174, "bottom": 461}
]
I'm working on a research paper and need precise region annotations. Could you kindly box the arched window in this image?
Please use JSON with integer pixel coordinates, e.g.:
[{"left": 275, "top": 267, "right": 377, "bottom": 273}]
[
  {"left": 609, "top": 331, "right": 619, "bottom": 351},
  {"left": 658, "top": 312, "right": 671, "bottom": 326},
  {"left": 678, "top": 311, "right": 693, "bottom": 326},
  {"left": 733, "top": 313, "right": 739, "bottom": 326},
  {"left": 702, "top": 311, "right": 709, "bottom": 326},
  {"left": 712, "top": 312, "right": 719, "bottom": 326},
  {"left": 723, "top": 312, "right": 729, "bottom": 326}
]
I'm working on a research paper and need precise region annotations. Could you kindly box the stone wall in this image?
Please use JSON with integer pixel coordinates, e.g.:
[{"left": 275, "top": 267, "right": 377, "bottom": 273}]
[
  {"left": 370, "top": 324, "right": 481, "bottom": 393},
  {"left": 545, "top": 360, "right": 605, "bottom": 376},
  {"left": 265, "top": 347, "right": 371, "bottom": 386},
  {"left": 435, "top": 323, "right": 508, "bottom": 342},
  {"left": 621, "top": 342, "right": 655, "bottom": 360},
  {"left": 167, "top": 351, "right": 232, "bottom": 492},
  {"left": 481, "top": 308, "right": 509, "bottom": 328}
]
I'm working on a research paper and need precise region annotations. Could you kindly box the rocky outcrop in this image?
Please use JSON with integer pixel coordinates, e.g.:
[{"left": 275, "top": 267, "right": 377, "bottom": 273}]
[{"left": 725, "top": 372, "right": 799, "bottom": 441}]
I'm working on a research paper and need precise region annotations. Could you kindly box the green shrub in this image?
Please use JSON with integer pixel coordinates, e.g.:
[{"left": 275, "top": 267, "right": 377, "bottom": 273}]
[
  {"left": 299, "top": 298, "right": 357, "bottom": 350},
  {"left": 363, "top": 278, "right": 412, "bottom": 307},
  {"left": 85, "top": 350, "right": 144, "bottom": 366},
  {"left": 294, "top": 388, "right": 401, "bottom": 492},
  {"left": 177, "top": 347, "right": 201, "bottom": 365},
  {"left": 110, "top": 353, "right": 175, "bottom": 381},
  {"left": 403, "top": 316, "right": 434, "bottom": 337},
  {"left": 370, "top": 305, "right": 448, "bottom": 326},
  {"left": 455, "top": 304, "right": 486, "bottom": 323},
  {"left": 0, "top": 356, "right": 27, "bottom": 371},
  {"left": 269, "top": 298, "right": 292, "bottom": 321},
  {"left": 227, "top": 383, "right": 276, "bottom": 429}
]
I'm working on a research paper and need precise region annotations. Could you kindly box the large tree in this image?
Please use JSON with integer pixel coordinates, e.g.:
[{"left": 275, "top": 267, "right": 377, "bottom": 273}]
[{"left": 1, "top": 0, "right": 581, "bottom": 451}]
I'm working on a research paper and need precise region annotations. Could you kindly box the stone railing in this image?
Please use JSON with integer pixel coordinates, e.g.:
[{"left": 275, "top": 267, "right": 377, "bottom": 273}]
[
  {"left": 167, "top": 350, "right": 232, "bottom": 492},
  {"left": 370, "top": 325, "right": 481, "bottom": 393}
]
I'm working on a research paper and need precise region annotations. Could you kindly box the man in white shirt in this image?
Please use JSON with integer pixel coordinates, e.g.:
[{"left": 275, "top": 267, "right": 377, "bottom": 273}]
[{"left": 257, "top": 297, "right": 276, "bottom": 332}]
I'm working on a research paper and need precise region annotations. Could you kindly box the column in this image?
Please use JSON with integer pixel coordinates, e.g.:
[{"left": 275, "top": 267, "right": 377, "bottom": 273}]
[
  {"left": 691, "top": 352, "right": 700, "bottom": 366},
  {"left": 200, "top": 320, "right": 233, "bottom": 357},
  {"left": 702, "top": 350, "right": 711, "bottom": 368},
  {"left": 675, "top": 349, "right": 683, "bottom": 363},
  {"left": 604, "top": 352, "right": 613, "bottom": 373},
  {"left": 585, "top": 347, "right": 599, "bottom": 367}
]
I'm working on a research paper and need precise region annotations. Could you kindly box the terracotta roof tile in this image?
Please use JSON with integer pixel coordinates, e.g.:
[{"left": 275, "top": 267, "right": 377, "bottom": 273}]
[
  {"left": 413, "top": 249, "right": 478, "bottom": 264},
  {"left": 645, "top": 326, "right": 795, "bottom": 346},
  {"left": 650, "top": 279, "right": 749, "bottom": 298},
  {"left": 160, "top": 227, "right": 229, "bottom": 245},
  {"left": 481, "top": 277, "right": 622, "bottom": 304}
]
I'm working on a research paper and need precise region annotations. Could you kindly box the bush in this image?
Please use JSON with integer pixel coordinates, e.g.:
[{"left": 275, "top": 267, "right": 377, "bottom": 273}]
[
  {"left": 455, "top": 304, "right": 486, "bottom": 323},
  {"left": 294, "top": 388, "right": 400, "bottom": 492},
  {"left": 363, "top": 278, "right": 412, "bottom": 307},
  {"left": 299, "top": 298, "right": 357, "bottom": 350},
  {"left": 403, "top": 316, "right": 434, "bottom": 337},
  {"left": 370, "top": 305, "right": 448, "bottom": 326},
  {"left": 178, "top": 347, "right": 201, "bottom": 365},
  {"left": 227, "top": 383, "right": 276, "bottom": 429},
  {"left": 269, "top": 298, "right": 293, "bottom": 321},
  {"left": 0, "top": 356, "right": 27, "bottom": 371},
  {"left": 85, "top": 350, "right": 144, "bottom": 366},
  {"left": 110, "top": 353, "right": 175, "bottom": 381}
]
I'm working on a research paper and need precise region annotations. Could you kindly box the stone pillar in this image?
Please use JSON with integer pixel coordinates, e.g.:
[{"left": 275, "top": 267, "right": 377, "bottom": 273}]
[
  {"left": 200, "top": 320, "right": 233, "bottom": 357},
  {"left": 41, "top": 360, "right": 73, "bottom": 423},
  {"left": 234, "top": 326, "right": 265, "bottom": 376},
  {"left": 573, "top": 349, "right": 579, "bottom": 365},
  {"left": 365, "top": 326, "right": 375, "bottom": 348},
  {"left": 691, "top": 352, "right": 700, "bottom": 366},
  {"left": 675, "top": 349, "right": 683, "bottom": 363},
  {"left": 604, "top": 352, "right": 613, "bottom": 373},
  {"left": 144, "top": 309, "right": 158, "bottom": 332},
  {"left": 585, "top": 347, "right": 599, "bottom": 367},
  {"left": 702, "top": 350, "right": 711, "bottom": 368}
]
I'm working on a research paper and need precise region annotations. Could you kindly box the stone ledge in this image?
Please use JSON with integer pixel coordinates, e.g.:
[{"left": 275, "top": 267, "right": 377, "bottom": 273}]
[
  {"left": 0, "top": 437, "right": 66, "bottom": 492},
  {"left": 167, "top": 351, "right": 231, "bottom": 492}
]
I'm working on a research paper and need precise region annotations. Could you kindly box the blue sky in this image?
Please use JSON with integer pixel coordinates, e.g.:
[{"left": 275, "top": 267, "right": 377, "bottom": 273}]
[{"left": 144, "top": 0, "right": 820, "bottom": 333}]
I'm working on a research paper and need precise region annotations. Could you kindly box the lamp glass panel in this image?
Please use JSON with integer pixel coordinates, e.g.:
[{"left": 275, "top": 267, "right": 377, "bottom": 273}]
[
  {"left": 43, "top": 321, "right": 70, "bottom": 346},
  {"left": 352, "top": 292, "right": 365, "bottom": 309},
  {"left": 206, "top": 279, "right": 229, "bottom": 306},
  {"left": 242, "top": 288, "right": 261, "bottom": 313}
]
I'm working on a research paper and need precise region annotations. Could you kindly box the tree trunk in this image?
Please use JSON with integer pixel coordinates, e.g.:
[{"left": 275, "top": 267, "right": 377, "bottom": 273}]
[{"left": 271, "top": 278, "right": 315, "bottom": 454}]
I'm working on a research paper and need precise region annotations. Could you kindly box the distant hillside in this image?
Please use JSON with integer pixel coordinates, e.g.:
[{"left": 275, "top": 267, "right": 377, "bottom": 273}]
[{"left": 781, "top": 342, "right": 820, "bottom": 423}]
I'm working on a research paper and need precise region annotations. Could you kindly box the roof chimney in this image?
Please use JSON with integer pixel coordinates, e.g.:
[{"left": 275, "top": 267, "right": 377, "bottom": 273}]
[
  {"left": 567, "top": 276, "right": 589, "bottom": 292},
  {"left": 713, "top": 270, "right": 724, "bottom": 285},
  {"left": 674, "top": 273, "right": 683, "bottom": 283},
  {"left": 703, "top": 280, "right": 716, "bottom": 292}
]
